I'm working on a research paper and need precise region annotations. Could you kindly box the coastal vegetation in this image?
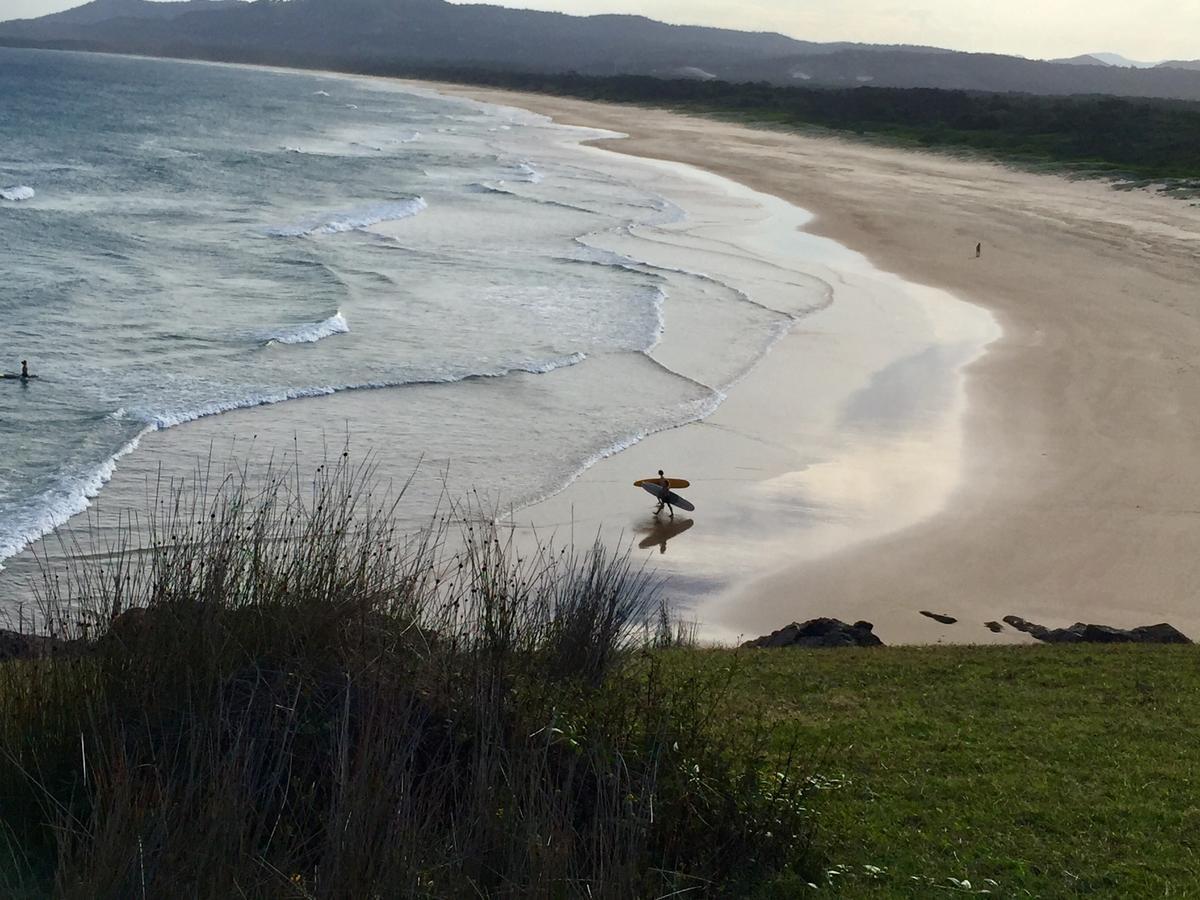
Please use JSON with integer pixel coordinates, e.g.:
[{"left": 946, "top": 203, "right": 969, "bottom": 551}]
[
  {"left": 687, "top": 643, "right": 1200, "bottom": 896},
  {"left": 416, "top": 69, "right": 1200, "bottom": 186},
  {"left": 2, "top": 461, "right": 1196, "bottom": 896},
  {"left": 0, "top": 459, "right": 813, "bottom": 898}
]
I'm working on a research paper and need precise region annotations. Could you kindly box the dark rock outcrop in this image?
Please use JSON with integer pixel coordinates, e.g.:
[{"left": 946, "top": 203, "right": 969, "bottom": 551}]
[
  {"left": 1131, "top": 623, "right": 1193, "bottom": 644},
  {"left": 0, "top": 629, "right": 76, "bottom": 662},
  {"left": 1002, "top": 616, "right": 1191, "bottom": 645},
  {"left": 920, "top": 611, "right": 958, "bottom": 625},
  {"left": 743, "top": 618, "right": 884, "bottom": 649},
  {"left": 985, "top": 621, "right": 1004, "bottom": 633}
]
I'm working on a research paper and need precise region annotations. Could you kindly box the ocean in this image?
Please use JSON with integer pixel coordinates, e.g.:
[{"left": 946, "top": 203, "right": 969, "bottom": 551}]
[{"left": 0, "top": 48, "right": 835, "bottom": 576}]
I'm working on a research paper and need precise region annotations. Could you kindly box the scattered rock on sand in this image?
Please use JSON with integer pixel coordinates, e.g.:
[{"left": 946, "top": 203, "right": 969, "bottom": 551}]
[
  {"left": 743, "top": 618, "right": 884, "bottom": 649},
  {"left": 1002, "top": 616, "right": 1191, "bottom": 645},
  {"left": 1003, "top": 615, "right": 1045, "bottom": 637},
  {"left": 920, "top": 611, "right": 958, "bottom": 625},
  {"left": 985, "top": 621, "right": 1004, "bottom": 633}
]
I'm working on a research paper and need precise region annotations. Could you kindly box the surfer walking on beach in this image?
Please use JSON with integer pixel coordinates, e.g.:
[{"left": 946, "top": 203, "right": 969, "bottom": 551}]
[
  {"left": 655, "top": 469, "right": 675, "bottom": 519},
  {"left": 975, "top": 242, "right": 982, "bottom": 258}
]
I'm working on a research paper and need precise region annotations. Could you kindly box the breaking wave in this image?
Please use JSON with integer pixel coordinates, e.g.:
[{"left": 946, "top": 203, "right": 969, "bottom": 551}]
[
  {"left": 267, "top": 197, "right": 427, "bottom": 237},
  {"left": 513, "top": 162, "right": 543, "bottom": 183},
  {"left": 0, "top": 351, "right": 589, "bottom": 568},
  {"left": 262, "top": 311, "right": 350, "bottom": 345}
]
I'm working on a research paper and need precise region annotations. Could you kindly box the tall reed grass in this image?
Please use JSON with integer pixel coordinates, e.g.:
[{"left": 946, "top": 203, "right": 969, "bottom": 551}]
[{"left": 0, "top": 455, "right": 813, "bottom": 898}]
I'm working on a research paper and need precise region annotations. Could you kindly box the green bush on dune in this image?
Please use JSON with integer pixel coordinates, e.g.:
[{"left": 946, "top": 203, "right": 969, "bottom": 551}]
[
  {"left": 0, "top": 458, "right": 814, "bottom": 898},
  {"left": 409, "top": 69, "right": 1200, "bottom": 185}
]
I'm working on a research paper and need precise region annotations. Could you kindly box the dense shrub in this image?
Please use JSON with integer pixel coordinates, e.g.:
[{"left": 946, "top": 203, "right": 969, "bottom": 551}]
[
  {"left": 401, "top": 68, "right": 1200, "bottom": 183},
  {"left": 0, "top": 458, "right": 813, "bottom": 898}
]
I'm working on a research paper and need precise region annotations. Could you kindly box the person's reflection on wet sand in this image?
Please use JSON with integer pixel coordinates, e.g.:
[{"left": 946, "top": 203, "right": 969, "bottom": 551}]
[{"left": 637, "top": 517, "right": 694, "bottom": 554}]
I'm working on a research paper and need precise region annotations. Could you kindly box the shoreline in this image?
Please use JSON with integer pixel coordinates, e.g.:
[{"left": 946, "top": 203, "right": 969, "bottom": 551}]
[
  {"left": 495, "top": 145, "right": 999, "bottom": 643},
  {"left": 425, "top": 82, "right": 1200, "bottom": 643},
  {"left": 8, "top": 60, "right": 1200, "bottom": 644},
  {"left": 1, "top": 71, "right": 998, "bottom": 648}
]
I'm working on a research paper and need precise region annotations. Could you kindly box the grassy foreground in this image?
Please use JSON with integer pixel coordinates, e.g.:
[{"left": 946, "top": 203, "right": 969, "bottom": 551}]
[
  {"left": 673, "top": 644, "right": 1200, "bottom": 896},
  {"left": 0, "top": 461, "right": 812, "bottom": 898},
  {"left": 3, "top": 459, "right": 1197, "bottom": 897}
]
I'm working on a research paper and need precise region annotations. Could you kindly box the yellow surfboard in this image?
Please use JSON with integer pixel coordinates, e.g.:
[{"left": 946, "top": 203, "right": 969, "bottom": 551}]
[{"left": 633, "top": 477, "right": 690, "bottom": 489}]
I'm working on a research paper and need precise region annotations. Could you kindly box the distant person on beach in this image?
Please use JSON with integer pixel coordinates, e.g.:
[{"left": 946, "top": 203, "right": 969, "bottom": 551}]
[
  {"left": 20, "top": 360, "right": 29, "bottom": 379},
  {"left": 975, "top": 242, "right": 982, "bottom": 258},
  {"left": 655, "top": 468, "right": 675, "bottom": 519}
]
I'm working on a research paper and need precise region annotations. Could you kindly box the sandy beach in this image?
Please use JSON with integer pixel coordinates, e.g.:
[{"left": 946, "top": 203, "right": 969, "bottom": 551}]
[
  {"left": 422, "top": 84, "right": 1200, "bottom": 642},
  {"left": 8, "top": 75, "right": 1200, "bottom": 645}
]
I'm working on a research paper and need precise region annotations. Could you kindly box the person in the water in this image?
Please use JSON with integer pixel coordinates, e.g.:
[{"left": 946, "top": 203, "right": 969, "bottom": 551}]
[{"left": 20, "top": 360, "right": 29, "bottom": 379}]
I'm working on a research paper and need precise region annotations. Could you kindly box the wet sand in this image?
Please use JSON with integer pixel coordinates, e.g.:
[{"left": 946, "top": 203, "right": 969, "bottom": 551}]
[
  {"left": 430, "top": 84, "right": 1200, "bottom": 643},
  {"left": 2, "top": 84, "right": 999, "bottom": 647},
  {"left": 11, "top": 79, "right": 1200, "bottom": 646}
]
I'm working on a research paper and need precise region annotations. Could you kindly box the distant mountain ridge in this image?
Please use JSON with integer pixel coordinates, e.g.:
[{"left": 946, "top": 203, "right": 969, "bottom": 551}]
[
  {"left": 3, "top": 0, "right": 1200, "bottom": 101},
  {"left": 1050, "top": 54, "right": 1113, "bottom": 67},
  {"left": 1090, "top": 52, "right": 1161, "bottom": 69},
  {"left": 1049, "top": 52, "right": 1200, "bottom": 73},
  {"left": 24, "top": 0, "right": 244, "bottom": 26}
]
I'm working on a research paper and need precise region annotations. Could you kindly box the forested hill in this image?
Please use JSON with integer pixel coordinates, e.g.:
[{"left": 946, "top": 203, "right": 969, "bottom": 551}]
[
  {"left": 427, "top": 70, "right": 1200, "bottom": 185},
  {"left": 0, "top": 0, "right": 852, "bottom": 79},
  {"left": 4, "top": 0, "right": 1200, "bottom": 102}
]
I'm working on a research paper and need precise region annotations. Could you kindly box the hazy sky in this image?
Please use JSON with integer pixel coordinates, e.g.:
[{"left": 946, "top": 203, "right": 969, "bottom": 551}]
[{"left": 4, "top": 0, "right": 1198, "bottom": 61}]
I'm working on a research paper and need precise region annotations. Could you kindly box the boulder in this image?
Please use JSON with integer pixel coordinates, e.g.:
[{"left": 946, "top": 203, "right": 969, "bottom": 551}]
[
  {"left": 1002, "top": 616, "right": 1192, "bottom": 645},
  {"left": 743, "top": 618, "right": 883, "bottom": 649},
  {"left": 984, "top": 621, "right": 1004, "bottom": 633},
  {"left": 1002, "top": 615, "right": 1048, "bottom": 638},
  {"left": 1076, "top": 623, "right": 1139, "bottom": 644},
  {"left": 1131, "top": 623, "right": 1192, "bottom": 644},
  {"left": 0, "top": 629, "right": 75, "bottom": 662},
  {"left": 920, "top": 611, "right": 958, "bottom": 625},
  {"left": 1037, "top": 626, "right": 1085, "bottom": 644}
]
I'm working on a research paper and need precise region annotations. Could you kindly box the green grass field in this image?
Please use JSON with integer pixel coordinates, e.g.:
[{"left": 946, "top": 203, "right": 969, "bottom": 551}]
[
  {"left": 5, "top": 458, "right": 1198, "bottom": 896},
  {"left": 675, "top": 645, "right": 1200, "bottom": 897}
]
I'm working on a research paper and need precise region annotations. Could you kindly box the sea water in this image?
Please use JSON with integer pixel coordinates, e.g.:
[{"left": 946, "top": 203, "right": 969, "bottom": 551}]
[{"left": 0, "top": 48, "right": 833, "bottom": 575}]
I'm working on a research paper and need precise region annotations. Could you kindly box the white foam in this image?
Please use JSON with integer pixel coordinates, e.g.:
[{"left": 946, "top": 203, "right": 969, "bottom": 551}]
[
  {"left": 514, "top": 162, "right": 543, "bottom": 184},
  {"left": 313, "top": 90, "right": 331, "bottom": 97},
  {"left": 645, "top": 286, "right": 668, "bottom": 352},
  {"left": 267, "top": 197, "right": 427, "bottom": 237},
  {"left": 0, "top": 351, "right": 590, "bottom": 567},
  {"left": 519, "top": 351, "right": 587, "bottom": 374},
  {"left": 466, "top": 181, "right": 504, "bottom": 195},
  {"left": 141, "top": 352, "right": 587, "bottom": 429},
  {"left": 263, "top": 311, "right": 350, "bottom": 345},
  {"left": 0, "top": 430, "right": 147, "bottom": 570},
  {"left": 1, "top": 186, "right": 35, "bottom": 201}
]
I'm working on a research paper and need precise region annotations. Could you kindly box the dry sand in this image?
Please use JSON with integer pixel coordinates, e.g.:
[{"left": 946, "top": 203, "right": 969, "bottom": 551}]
[{"left": 429, "top": 84, "right": 1200, "bottom": 642}]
